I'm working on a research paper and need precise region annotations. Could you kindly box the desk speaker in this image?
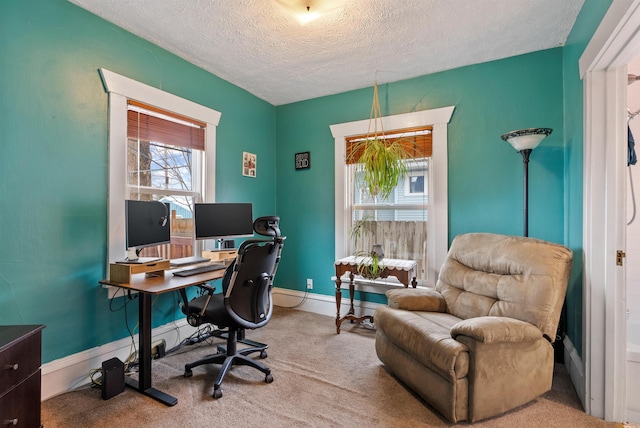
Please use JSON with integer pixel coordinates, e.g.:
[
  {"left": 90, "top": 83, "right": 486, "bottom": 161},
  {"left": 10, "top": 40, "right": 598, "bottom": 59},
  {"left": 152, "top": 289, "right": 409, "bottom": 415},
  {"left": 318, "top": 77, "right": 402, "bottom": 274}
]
[{"left": 101, "top": 357, "right": 125, "bottom": 400}]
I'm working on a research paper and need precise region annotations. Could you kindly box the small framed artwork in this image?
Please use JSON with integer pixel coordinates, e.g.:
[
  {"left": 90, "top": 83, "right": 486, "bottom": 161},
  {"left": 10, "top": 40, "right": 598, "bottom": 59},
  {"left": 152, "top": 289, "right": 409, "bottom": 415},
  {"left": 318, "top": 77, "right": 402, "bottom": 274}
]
[
  {"left": 295, "top": 151, "right": 311, "bottom": 170},
  {"left": 243, "top": 152, "right": 257, "bottom": 177}
]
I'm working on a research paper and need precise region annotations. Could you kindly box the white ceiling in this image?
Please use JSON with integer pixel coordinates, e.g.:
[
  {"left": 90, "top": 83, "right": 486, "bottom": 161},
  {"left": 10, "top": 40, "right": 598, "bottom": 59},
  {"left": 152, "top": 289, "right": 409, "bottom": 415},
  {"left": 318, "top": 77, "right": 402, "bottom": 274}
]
[{"left": 69, "top": 0, "right": 585, "bottom": 106}]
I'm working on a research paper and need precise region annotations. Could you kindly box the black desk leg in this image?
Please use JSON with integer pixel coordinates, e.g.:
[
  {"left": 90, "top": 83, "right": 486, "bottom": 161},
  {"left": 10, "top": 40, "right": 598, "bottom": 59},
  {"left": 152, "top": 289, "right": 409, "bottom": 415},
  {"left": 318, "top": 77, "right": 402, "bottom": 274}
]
[{"left": 124, "top": 292, "right": 178, "bottom": 406}]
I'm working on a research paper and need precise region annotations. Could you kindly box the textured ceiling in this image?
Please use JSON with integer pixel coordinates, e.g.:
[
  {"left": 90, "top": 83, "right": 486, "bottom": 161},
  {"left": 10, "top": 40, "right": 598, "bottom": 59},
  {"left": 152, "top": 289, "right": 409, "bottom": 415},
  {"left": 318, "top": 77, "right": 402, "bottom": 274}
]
[{"left": 69, "top": 0, "right": 585, "bottom": 106}]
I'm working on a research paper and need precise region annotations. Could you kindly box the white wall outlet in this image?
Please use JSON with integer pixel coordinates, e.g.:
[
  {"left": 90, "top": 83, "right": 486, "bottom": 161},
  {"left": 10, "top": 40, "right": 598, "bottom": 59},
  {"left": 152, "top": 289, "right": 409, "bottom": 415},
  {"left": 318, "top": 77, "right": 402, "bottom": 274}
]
[{"left": 306, "top": 278, "right": 313, "bottom": 289}]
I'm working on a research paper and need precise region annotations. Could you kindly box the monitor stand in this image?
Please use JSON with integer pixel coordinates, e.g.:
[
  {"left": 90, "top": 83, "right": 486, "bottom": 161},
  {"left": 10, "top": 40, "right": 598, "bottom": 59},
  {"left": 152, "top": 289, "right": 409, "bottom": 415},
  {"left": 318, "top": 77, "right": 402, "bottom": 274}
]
[
  {"left": 116, "top": 249, "right": 162, "bottom": 264},
  {"left": 115, "top": 257, "right": 163, "bottom": 265}
]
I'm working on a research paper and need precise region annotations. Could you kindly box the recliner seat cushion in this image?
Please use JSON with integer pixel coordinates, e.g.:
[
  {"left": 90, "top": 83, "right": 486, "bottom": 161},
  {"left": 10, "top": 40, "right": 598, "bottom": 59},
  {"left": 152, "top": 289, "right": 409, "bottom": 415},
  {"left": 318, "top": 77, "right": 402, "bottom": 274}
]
[{"left": 375, "top": 305, "right": 469, "bottom": 381}]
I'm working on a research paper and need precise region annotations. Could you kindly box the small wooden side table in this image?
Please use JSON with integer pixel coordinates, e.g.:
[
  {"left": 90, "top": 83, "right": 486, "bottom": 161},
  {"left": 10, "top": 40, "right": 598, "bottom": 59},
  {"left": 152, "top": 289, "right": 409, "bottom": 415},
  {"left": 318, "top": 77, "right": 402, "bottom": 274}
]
[{"left": 334, "top": 256, "right": 417, "bottom": 334}]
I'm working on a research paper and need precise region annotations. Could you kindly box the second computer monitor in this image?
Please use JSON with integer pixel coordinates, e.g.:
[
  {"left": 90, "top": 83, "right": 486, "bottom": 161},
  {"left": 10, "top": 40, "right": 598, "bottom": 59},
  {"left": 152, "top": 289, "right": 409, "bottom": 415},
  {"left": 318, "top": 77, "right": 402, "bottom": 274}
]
[{"left": 194, "top": 203, "right": 254, "bottom": 242}]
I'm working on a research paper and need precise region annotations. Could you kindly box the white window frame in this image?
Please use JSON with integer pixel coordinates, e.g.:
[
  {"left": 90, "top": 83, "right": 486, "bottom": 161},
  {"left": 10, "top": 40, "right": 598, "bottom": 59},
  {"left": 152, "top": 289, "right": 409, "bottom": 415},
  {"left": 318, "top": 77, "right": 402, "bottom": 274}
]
[
  {"left": 330, "top": 106, "right": 454, "bottom": 285},
  {"left": 100, "top": 68, "right": 221, "bottom": 264}
]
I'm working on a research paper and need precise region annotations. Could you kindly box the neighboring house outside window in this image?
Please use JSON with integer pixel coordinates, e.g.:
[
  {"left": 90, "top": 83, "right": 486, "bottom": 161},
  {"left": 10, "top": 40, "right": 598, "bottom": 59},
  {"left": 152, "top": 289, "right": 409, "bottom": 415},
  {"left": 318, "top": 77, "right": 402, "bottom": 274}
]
[{"left": 406, "top": 167, "right": 427, "bottom": 195}]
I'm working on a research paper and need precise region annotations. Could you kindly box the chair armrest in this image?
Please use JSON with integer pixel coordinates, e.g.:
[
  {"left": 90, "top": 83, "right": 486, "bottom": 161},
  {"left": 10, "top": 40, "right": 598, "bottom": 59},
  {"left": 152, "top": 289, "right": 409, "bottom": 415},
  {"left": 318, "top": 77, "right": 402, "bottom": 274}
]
[
  {"left": 385, "top": 288, "right": 446, "bottom": 312},
  {"left": 178, "top": 282, "right": 216, "bottom": 309},
  {"left": 451, "top": 316, "right": 543, "bottom": 344},
  {"left": 195, "top": 282, "right": 216, "bottom": 294}
]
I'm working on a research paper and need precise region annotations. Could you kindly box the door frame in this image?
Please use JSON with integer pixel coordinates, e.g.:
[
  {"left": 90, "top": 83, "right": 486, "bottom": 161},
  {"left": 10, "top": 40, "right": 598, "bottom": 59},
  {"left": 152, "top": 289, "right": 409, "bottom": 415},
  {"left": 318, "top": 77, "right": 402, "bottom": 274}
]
[{"left": 580, "top": 0, "right": 640, "bottom": 421}]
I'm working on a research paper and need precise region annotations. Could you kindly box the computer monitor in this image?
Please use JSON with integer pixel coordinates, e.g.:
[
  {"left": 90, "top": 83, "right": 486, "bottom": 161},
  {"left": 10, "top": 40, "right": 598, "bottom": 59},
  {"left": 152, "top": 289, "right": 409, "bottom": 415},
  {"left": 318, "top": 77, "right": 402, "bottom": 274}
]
[
  {"left": 194, "top": 203, "right": 253, "bottom": 244},
  {"left": 125, "top": 200, "right": 171, "bottom": 259}
]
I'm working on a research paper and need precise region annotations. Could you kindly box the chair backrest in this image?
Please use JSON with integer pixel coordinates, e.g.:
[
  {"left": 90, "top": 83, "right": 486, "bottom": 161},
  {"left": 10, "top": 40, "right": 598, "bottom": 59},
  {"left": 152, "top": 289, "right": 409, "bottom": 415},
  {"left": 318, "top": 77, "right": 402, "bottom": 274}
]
[
  {"left": 223, "top": 216, "right": 285, "bottom": 329},
  {"left": 436, "top": 233, "right": 572, "bottom": 340}
]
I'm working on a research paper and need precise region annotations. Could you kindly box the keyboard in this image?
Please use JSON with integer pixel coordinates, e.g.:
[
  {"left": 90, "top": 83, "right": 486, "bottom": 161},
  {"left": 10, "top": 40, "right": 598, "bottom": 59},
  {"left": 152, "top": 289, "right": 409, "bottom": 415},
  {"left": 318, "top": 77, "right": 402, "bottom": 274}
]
[
  {"left": 173, "top": 264, "right": 227, "bottom": 277},
  {"left": 170, "top": 256, "right": 211, "bottom": 267}
]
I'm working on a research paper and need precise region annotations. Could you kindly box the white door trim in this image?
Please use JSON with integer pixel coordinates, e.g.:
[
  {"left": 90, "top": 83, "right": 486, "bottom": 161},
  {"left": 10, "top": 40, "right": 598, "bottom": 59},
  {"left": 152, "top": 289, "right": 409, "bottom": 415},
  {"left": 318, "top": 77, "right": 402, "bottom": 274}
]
[{"left": 580, "top": 0, "right": 640, "bottom": 421}]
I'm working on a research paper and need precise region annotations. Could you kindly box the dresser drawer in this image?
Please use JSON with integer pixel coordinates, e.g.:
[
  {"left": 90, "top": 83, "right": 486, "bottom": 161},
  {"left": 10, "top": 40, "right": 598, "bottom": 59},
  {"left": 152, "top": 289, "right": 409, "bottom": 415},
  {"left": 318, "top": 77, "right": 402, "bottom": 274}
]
[
  {"left": 0, "top": 330, "right": 42, "bottom": 395},
  {"left": 0, "top": 371, "right": 41, "bottom": 428}
]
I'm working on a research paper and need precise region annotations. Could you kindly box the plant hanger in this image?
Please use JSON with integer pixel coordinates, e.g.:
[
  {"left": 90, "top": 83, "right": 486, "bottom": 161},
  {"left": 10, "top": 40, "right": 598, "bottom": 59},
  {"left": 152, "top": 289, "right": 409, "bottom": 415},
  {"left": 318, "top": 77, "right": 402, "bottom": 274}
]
[{"left": 348, "top": 81, "right": 414, "bottom": 199}]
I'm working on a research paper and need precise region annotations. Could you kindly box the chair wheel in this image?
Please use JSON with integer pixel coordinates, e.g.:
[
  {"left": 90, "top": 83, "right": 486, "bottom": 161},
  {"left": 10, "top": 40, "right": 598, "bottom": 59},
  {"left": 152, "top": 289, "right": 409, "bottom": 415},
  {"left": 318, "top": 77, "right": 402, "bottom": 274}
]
[
  {"left": 213, "top": 388, "right": 223, "bottom": 399},
  {"left": 260, "top": 350, "right": 268, "bottom": 359},
  {"left": 184, "top": 368, "right": 193, "bottom": 378},
  {"left": 265, "top": 373, "right": 274, "bottom": 383}
]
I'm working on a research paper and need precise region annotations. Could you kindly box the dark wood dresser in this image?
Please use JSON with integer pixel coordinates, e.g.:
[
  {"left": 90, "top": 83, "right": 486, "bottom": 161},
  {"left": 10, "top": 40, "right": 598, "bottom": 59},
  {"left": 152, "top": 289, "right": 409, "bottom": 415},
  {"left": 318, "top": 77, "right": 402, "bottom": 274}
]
[{"left": 0, "top": 325, "right": 45, "bottom": 428}]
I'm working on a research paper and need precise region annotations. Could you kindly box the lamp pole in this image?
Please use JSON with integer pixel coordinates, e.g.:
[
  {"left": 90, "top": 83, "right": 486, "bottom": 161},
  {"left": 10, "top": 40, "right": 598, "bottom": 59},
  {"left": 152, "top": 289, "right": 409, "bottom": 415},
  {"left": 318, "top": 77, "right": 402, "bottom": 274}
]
[{"left": 520, "top": 148, "right": 532, "bottom": 237}]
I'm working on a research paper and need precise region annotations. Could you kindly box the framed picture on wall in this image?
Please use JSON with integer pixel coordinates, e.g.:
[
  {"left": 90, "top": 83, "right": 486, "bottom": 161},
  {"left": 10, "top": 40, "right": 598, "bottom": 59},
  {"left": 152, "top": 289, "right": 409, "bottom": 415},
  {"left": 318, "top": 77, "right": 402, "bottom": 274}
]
[
  {"left": 295, "top": 151, "right": 311, "bottom": 170},
  {"left": 243, "top": 152, "right": 257, "bottom": 177}
]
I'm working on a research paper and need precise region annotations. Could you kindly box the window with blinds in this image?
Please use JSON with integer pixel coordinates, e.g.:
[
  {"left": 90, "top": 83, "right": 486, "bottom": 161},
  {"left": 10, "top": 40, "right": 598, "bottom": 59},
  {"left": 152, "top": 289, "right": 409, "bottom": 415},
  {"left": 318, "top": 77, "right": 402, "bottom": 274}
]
[
  {"left": 346, "top": 126, "right": 431, "bottom": 283},
  {"left": 344, "top": 126, "right": 432, "bottom": 164},
  {"left": 126, "top": 101, "right": 206, "bottom": 259}
]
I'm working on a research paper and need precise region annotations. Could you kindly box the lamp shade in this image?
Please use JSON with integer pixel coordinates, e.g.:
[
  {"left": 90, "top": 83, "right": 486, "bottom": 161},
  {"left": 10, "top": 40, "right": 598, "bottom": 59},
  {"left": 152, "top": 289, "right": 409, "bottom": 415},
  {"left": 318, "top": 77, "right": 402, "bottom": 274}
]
[{"left": 501, "top": 128, "right": 552, "bottom": 151}]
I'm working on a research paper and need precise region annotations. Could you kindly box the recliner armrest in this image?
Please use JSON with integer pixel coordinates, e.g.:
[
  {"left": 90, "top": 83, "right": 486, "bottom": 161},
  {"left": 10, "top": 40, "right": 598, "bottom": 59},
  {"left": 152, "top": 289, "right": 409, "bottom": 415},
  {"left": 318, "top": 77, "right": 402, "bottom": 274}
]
[
  {"left": 385, "top": 288, "right": 446, "bottom": 312},
  {"left": 451, "top": 316, "right": 543, "bottom": 344}
]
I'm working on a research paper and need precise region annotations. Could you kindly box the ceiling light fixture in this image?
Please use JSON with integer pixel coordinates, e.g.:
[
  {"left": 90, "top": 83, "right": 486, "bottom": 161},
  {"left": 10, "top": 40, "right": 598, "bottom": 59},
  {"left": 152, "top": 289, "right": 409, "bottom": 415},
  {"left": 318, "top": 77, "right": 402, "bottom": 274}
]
[
  {"left": 275, "top": 0, "right": 343, "bottom": 26},
  {"left": 299, "top": 5, "right": 320, "bottom": 25}
]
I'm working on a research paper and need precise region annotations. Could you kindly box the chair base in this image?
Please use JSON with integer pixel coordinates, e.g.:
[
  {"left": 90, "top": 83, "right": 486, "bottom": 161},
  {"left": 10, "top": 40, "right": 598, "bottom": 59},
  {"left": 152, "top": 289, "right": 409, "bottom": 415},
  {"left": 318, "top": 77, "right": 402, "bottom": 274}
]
[{"left": 183, "top": 330, "right": 273, "bottom": 398}]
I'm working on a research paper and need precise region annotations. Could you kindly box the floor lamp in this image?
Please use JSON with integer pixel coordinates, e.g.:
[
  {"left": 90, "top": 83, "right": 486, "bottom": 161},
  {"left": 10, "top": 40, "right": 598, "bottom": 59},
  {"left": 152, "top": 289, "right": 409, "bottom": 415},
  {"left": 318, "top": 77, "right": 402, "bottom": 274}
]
[{"left": 500, "top": 128, "right": 553, "bottom": 237}]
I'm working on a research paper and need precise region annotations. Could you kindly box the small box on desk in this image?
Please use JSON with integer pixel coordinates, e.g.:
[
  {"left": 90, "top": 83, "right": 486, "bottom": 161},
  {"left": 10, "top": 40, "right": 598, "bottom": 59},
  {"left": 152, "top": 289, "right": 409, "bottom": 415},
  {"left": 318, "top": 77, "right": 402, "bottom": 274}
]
[
  {"left": 109, "top": 260, "right": 170, "bottom": 283},
  {"left": 202, "top": 250, "right": 237, "bottom": 265}
]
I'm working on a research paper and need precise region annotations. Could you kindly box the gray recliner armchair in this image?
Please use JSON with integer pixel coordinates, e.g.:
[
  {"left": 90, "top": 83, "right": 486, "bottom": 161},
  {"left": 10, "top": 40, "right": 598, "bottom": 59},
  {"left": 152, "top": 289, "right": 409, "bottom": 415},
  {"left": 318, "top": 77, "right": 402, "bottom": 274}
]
[{"left": 374, "top": 233, "right": 572, "bottom": 423}]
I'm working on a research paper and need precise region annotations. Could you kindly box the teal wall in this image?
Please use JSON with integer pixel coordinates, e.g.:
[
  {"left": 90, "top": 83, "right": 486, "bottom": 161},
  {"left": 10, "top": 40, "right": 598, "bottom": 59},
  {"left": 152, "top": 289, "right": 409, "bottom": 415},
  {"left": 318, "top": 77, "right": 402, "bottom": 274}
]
[
  {"left": 275, "top": 1, "right": 613, "bottom": 361},
  {"left": 0, "top": 0, "right": 276, "bottom": 362},
  {"left": 0, "top": 0, "right": 615, "bottom": 366},
  {"left": 275, "top": 49, "right": 566, "bottom": 295},
  {"left": 562, "top": 0, "right": 613, "bottom": 358}
]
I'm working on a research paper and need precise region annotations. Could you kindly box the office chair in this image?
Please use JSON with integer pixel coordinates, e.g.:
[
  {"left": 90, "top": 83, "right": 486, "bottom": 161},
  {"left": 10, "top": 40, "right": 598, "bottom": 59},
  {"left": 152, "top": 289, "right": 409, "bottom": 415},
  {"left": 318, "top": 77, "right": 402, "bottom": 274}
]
[{"left": 181, "top": 216, "right": 285, "bottom": 398}]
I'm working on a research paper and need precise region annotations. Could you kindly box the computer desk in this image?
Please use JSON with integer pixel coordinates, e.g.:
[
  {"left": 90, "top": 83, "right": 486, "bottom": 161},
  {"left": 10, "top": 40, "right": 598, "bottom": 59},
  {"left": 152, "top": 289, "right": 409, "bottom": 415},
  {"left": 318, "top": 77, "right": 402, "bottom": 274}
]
[{"left": 99, "top": 268, "right": 226, "bottom": 406}]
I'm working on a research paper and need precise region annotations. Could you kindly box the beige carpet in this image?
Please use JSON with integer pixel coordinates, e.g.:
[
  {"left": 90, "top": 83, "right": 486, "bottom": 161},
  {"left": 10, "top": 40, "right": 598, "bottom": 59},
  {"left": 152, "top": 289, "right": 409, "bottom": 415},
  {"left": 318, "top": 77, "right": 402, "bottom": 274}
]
[{"left": 42, "top": 307, "right": 615, "bottom": 427}]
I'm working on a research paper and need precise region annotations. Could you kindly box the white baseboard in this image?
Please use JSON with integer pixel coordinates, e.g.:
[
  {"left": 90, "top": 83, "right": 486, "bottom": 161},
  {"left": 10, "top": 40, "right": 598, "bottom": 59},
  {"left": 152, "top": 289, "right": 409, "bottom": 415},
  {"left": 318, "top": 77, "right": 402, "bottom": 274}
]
[
  {"left": 41, "top": 319, "right": 199, "bottom": 401},
  {"left": 563, "top": 335, "right": 585, "bottom": 408},
  {"left": 41, "top": 287, "right": 377, "bottom": 401},
  {"left": 271, "top": 287, "right": 382, "bottom": 318}
]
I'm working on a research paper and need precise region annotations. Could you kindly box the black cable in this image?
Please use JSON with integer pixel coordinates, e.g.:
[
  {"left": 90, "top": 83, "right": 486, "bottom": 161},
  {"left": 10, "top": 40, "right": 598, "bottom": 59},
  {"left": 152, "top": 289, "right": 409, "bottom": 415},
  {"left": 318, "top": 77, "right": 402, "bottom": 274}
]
[
  {"left": 165, "top": 324, "right": 221, "bottom": 355},
  {"left": 108, "top": 287, "right": 138, "bottom": 312}
]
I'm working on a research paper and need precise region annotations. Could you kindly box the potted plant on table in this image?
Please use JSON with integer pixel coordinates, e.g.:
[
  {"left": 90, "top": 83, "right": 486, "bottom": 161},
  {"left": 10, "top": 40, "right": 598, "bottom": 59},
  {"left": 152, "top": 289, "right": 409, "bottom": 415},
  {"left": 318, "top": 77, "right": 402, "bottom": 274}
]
[
  {"left": 356, "top": 248, "right": 384, "bottom": 280},
  {"left": 349, "top": 215, "right": 385, "bottom": 279}
]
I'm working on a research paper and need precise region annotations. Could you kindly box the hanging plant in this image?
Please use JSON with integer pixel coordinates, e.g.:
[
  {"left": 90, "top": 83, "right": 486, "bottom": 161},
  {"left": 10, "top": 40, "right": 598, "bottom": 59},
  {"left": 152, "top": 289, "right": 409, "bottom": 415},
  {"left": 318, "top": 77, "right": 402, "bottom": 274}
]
[
  {"left": 347, "top": 82, "right": 418, "bottom": 199},
  {"left": 358, "top": 137, "right": 410, "bottom": 199}
]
